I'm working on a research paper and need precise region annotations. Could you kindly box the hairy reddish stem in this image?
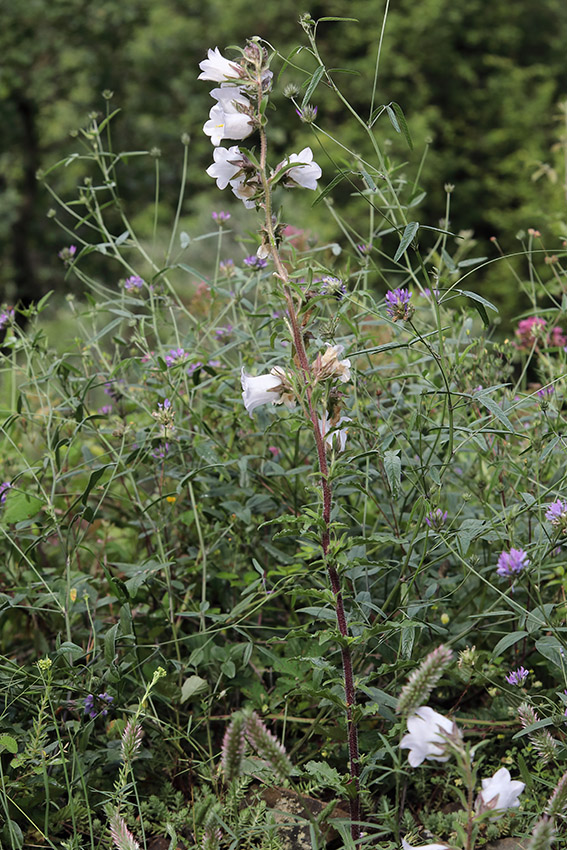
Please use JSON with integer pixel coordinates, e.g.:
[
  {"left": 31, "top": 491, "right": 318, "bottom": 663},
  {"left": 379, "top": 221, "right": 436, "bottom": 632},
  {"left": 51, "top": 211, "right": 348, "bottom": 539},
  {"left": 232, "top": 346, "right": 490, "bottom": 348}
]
[{"left": 255, "top": 72, "right": 360, "bottom": 838}]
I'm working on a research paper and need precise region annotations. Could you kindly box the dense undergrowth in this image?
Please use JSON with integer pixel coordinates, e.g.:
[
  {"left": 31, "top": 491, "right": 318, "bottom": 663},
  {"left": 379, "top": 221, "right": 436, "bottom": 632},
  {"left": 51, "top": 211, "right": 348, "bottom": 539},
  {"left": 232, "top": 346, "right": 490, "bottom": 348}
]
[{"left": 1, "top": 15, "right": 567, "bottom": 850}]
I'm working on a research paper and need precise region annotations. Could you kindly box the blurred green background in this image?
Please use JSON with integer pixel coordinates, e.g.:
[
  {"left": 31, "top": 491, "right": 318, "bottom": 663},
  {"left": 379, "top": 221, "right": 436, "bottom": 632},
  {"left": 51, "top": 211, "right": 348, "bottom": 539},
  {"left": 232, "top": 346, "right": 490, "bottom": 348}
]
[{"left": 1, "top": 0, "right": 566, "bottom": 306}]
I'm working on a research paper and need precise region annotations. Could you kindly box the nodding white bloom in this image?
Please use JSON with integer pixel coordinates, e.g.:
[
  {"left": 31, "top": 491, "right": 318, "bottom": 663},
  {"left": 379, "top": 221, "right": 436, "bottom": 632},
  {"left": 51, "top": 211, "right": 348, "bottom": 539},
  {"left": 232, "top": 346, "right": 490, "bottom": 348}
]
[
  {"left": 230, "top": 175, "right": 257, "bottom": 208},
  {"left": 241, "top": 367, "right": 294, "bottom": 416},
  {"left": 315, "top": 343, "right": 351, "bottom": 383},
  {"left": 478, "top": 767, "right": 525, "bottom": 818},
  {"left": 400, "top": 706, "right": 459, "bottom": 767},
  {"left": 402, "top": 840, "right": 449, "bottom": 850},
  {"left": 210, "top": 84, "right": 250, "bottom": 109},
  {"left": 278, "top": 147, "right": 322, "bottom": 190},
  {"left": 198, "top": 47, "right": 241, "bottom": 82},
  {"left": 204, "top": 102, "right": 254, "bottom": 147},
  {"left": 206, "top": 145, "right": 243, "bottom": 189},
  {"left": 319, "top": 414, "right": 352, "bottom": 452}
]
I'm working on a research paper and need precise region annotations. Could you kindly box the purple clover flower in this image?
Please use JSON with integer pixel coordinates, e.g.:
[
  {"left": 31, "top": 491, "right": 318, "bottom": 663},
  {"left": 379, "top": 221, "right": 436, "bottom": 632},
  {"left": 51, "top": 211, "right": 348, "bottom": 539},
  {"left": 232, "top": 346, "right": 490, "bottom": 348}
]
[
  {"left": 151, "top": 442, "right": 170, "bottom": 460},
  {"left": 496, "top": 548, "right": 530, "bottom": 578},
  {"left": 320, "top": 276, "right": 347, "bottom": 299},
  {"left": 0, "top": 482, "right": 11, "bottom": 505},
  {"left": 212, "top": 211, "right": 231, "bottom": 223},
  {"left": 243, "top": 255, "right": 268, "bottom": 270},
  {"left": 164, "top": 348, "right": 189, "bottom": 368},
  {"left": 357, "top": 243, "right": 371, "bottom": 255},
  {"left": 384, "top": 288, "right": 414, "bottom": 322},
  {"left": 425, "top": 508, "right": 448, "bottom": 531},
  {"left": 505, "top": 667, "right": 529, "bottom": 686},
  {"left": 84, "top": 692, "right": 113, "bottom": 719},
  {"left": 419, "top": 288, "right": 441, "bottom": 301},
  {"left": 545, "top": 499, "right": 567, "bottom": 528},
  {"left": 219, "top": 259, "right": 235, "bottom": 276},
  {"left": 98, "top": 405, "right": 112, "bottom": 415},
  {"left": 124, "top": 275, "right": 144, "bottom": 291},
  {"left": 0, "top": 309, "right": 14, "bottom": 331},
  {"left": 187, "top": 360, "right": 203, "bottom": 376}
]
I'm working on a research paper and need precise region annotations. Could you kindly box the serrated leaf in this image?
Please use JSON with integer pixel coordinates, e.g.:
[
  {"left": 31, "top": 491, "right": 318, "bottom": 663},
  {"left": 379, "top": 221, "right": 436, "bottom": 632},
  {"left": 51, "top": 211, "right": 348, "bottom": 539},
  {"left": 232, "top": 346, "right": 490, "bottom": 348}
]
[
  {"left": 383, "top": 450, "right": 401, "bottom": 498},
  {"left": 180, "top": 675, "right": 208, "bottom": 703},
  {"left": 0, "top": 734, "right": 18, "bottom": 754},
  {"left": 394, "top": 221, "right": 419, "bottom": 262}
]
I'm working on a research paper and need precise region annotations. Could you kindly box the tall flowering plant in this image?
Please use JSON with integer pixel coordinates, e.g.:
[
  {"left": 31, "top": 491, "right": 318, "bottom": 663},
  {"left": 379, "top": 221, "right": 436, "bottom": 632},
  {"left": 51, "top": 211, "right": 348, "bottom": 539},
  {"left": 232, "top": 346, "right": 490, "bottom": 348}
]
[{"left": 199, "top": 38, "right": 361, "bottom": 836}]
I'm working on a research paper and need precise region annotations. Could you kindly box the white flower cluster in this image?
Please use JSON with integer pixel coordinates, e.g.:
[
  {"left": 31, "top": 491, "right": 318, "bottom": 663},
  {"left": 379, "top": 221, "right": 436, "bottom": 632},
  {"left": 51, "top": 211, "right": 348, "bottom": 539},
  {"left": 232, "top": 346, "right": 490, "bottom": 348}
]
[
  {"left": 199, "top": 44, "right": 322, "bottom": 208},
  {"left": 400, "top": 705, "right": 525, "bottom": 848},
  {"left": 241, "top": 344, "right": 352, "bottom": 452}
]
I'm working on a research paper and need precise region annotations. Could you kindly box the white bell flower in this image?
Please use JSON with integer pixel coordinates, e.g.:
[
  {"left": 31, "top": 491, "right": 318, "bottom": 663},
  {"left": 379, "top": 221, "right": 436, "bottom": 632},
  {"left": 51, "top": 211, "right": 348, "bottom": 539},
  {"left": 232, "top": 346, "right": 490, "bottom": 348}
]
[
  {"left": 280, "top": 147, "right": 322, "bottom": 190},
  {"left": 241, "top": 367, "right": 294, "bottom": 416},
  {"left": 198, "top": 47, "right": 241, "bottom": 82},
  {"left": 400, "top": 706, "right": 457, "bottom": 767},
  {"left": 204, "top": 102, "right": 254, "bottom": 147},
  {"left": 319, "top": 414, "right": 352, "bottom": 452},
  {"left": 206, "top": 146, "right": 243, "bottom": 189},
  {"left": 478, "top": 767, "right": 525, "bottom": 818},
  {"left": 230, "top": 175, "right": 257, "bottom": 208},
  {"left": 210, "top": 85, "right": 250, "bottom": 109}
]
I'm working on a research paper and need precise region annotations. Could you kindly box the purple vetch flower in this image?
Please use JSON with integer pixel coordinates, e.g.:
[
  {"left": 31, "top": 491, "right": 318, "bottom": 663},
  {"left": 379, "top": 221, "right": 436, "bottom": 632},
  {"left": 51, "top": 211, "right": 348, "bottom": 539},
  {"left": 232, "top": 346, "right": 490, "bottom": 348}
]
[
  {"left": 320, "top": 276, "right": 347, "bottom": 299},
  {"left": 296, "top": 104, "right": 318, "bottom": 123},
  {"left": 425, "top": 508, "right": 448, "bottom": 531},
  {"left": 164, "top": 348, "right": 189, "bottom": 367},
  {"left": 537, "top": 385, "right": 554, "bottom": 399},
  {"left": 84, "top": 692, "right": 113, "bottom": 720},
  {"left": 546, "top": 499, "right": 567, "bottom": 528},
  {"left": 123, "top": 275, "right": 144, "bottom": 291},
  {"left": 357, "top": 243, "right": 371, "bottom": 255},
  {"left": 0, "top": 482, "right": 11, "bottom": 505},
  {"left": 98, "top": 405, "right": 112, "bottom": 415},
  {"left": 151, "top": 442, "right": 170, "bottom": 460},
  {"left": 207, "top": 359, "right": 221, "bottom": 368},
  {"left": 243, "top": 255, "right": 268, "bottom": 270},
  {"left": 505, "top": 667, "right": 529, "bottom": 686},
  {"left": 219, "top": 259, "right": 235, "bottom": 276},
  {"left": 187, "top": 360, "right": 204, "bottom": 376},
  {"left": 385, "top": 288, "right": 414, "bottom": 322},
  {"left": 496, "top": 548, "right": 530, "bottom": 578},
  {"left": 104, "top": 380, "right": 125, "bottom": 401},
  {"left": 0, "top": 308, "right": 15, "bottom": 330},
  {"left": 212, "top": 210, "right": 231, "bottom": 223},
  {"left": 419, "top": 288, "right": 441, "bottom": 301}
]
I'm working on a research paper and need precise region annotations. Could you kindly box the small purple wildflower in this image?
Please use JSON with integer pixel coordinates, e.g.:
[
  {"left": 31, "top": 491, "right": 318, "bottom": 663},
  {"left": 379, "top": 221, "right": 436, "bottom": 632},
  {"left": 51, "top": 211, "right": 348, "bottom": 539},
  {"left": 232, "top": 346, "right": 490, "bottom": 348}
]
[
  {"left": 545, "top": 499, "right": 567, "bottom": 528},
  {"left": 187, "top": 361, "right": 203, "bottom": 376},
  {"left": 419, "top": 288, "right": 441, "bottom": 301},
  {"left": 164, "top": 348, "right": 189, "bottom": 368},
  {"left": 506, "top": 667, "right": 529, "bottom": 686},
  {"left": 98, "top": 405, "right": 112, "bottom": 415},
  {"left": 84, "top": 692, "right": 113, "bottom": 719},
  {"left": 357, "top": 243, "right": 371, "bottom": 255},
  {"left": 103, "top": 380, "right": 125, "bottom": 401},
  {"left": 243, "top": 255, "right": 268, "bottom": 270},
  {"left": 208, "top": 359, "right": 221, "bottom": 368},
  {"left": 124, "top": 275, "right": 144, "bottom": 291},
  {"left": 425, "top": 508, "right": 448, "bottom": 531},
  {"left": 58, "top": 245, "right": 77, "bottom": 263},
  {"left": 214, "top": 324, "right": 233, "bottom": 338},
  {"left": 537, "top": 385, "right": 554, "bottom": 398},
  {"left": 497, "top": 548, "right": 530, "bottom": 578},
  {"left": 0, "top": 482, "right": 11, "bottom": 505},
  {"left": 212, "top": 211, "right": 231, "bottom": 223},
  {"left": 296, "top": 105, "right": 318, "bottom": 123},
  {"left": 320, "top": 276, "right": 347, "bottom": 299},
  {"left": 0, "top": 308, "right": 15, "bottom": 330},
  {"left": 385, "top": 288, "right": 414, "bottom": 322},
  {"left": 151, "top": 442, "right": 170, "bottom": 460},
  {"left": 219, "top": 259, "right": 235, "bottom": 276}
]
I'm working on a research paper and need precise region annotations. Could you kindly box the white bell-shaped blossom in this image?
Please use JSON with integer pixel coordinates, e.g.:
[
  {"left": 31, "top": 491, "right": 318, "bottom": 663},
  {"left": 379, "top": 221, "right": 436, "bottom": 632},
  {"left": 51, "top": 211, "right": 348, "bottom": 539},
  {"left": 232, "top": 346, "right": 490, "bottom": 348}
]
[
  {"left": 210, "top": 84, "right": 250, "bottom": 109},
  {"left": 206, "top": 146, "right": 243, "bottom": 189},
  {"left": 478, "top": 767, "right": 525, "bottom": 818},
  {"left": 198, "top": 47, "right": 241, "bottom": 82},
  {"left": 204, "top": 103, "right": 253, "bottom": 147},
  {"left": 230, "top": 175, "right": 257, "bottom": 208},
  {"left": 400, "top": 706, "right": 457, "bottom": 767},
  {"left": 241, "top": 367, "right": 293, "bottom": 416},
  {"left": 280, "top": 147, "right": 322, "bottom": 190},
  {"left": 319, "top": 414, "right": 352, "bottom": 452}
]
